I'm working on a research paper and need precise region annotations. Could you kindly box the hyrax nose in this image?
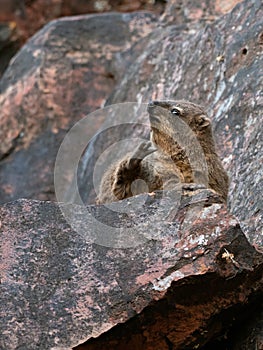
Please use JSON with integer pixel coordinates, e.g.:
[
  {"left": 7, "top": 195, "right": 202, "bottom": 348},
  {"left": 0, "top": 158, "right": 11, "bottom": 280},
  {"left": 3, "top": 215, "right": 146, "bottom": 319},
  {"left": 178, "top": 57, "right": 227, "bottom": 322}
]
[{"left": 148, "top": 100, "right": 161, "bottom": 108}]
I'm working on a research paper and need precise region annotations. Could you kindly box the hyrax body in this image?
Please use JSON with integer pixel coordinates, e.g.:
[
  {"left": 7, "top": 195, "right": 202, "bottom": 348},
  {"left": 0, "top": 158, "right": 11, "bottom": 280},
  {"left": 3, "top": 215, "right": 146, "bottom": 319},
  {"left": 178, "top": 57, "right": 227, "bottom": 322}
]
[{"left": 97, "top": 100, "right": 229, "bottom": 203}]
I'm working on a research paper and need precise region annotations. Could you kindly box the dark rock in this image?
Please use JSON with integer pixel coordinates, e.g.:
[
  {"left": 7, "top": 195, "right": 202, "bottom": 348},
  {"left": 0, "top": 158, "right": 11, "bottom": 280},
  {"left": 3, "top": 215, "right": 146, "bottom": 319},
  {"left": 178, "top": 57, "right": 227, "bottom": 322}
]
[
  {"left": 162, "top": 0, "right": 243, "bottom": 27},
  {"left": 0, "top": 22, "right": 20, "bottom": 77},
  {"left": 0, "top": 0, "right": 26, "bottom": 21},
  {"left": 0, "top": 22, "right": 16, "bottom": 50},
  {"left": 78, "top": 0, "right": 263, "bottom": 249},
  {"left": 0, "top": 191, "right": 262, "bottom": 350},
  {"left": 61, "top": 0, "right": 165, "bottom": 16},
  {"left": 0, "top": 0, "right": 262, "bottom": 348},
  {"left": 201, "top": 299, "right": 263, "bottom": 350},
  {"left": 0, "top": 12, "right": 157, "bottom": 204},
  {"left": 0, "top": 0, "right": 164, "bottom": 62},
  {"left": 0, "top": 1, "right": 164, "bottom": 83}
]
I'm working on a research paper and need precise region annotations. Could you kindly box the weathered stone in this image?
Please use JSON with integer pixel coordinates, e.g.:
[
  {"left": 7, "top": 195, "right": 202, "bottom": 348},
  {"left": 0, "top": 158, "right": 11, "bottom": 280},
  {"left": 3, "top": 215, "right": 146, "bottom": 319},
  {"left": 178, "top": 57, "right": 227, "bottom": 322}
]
[
  {"left": 162, "top": 0, "right": 243, "bottom": 27},
  {"left": 0, "top": 0, "right": 26, "bottom": 22},
  {"left": 0, "top": 12, "right": 157, "bottom": 204},
  {"left": 0, "top": 190, "right": 262, "bottom": 350},
  {"left": 61, "top": 0, "right": 165, "bottom": 15},
  {"left": 79, "top": 0, "right": 263, "bottom": 249},
  {"left": 0, "top": 22, "right": 20, "bottom": 77},
  {"left": 0, "top": 0, "right": 164, "bottom": 53},
  {"left": 0, "top": 0, "right": 262, "bottom": 348}
]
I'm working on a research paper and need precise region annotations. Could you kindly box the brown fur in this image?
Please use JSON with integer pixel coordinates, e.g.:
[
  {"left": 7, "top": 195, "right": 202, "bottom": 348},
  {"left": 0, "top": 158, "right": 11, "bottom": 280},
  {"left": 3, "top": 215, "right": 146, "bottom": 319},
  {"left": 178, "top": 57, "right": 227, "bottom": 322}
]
[{"left": 97, "top": 100, "right": 229, "bottom": 203}]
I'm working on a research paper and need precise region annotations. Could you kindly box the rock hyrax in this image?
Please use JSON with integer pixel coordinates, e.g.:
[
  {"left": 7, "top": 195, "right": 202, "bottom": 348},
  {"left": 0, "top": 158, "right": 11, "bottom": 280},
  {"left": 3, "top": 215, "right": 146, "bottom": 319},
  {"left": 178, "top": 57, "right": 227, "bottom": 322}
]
[{"left": 97, "top": 100, "right": 229, "bottom": 203}]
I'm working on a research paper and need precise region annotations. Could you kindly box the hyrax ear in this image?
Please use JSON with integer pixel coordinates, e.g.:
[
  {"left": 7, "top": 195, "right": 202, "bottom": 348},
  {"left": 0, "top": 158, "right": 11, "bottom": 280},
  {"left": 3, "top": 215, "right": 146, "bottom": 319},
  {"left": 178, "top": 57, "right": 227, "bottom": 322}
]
[{"left": 198, "top": 114, "right": 210, "bottom": 128}]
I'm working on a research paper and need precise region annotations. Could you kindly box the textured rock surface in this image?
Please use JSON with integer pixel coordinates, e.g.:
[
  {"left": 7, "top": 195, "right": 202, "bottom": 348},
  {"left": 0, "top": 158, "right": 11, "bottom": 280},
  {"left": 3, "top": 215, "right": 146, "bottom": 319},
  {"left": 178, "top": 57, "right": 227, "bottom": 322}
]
[
  {"left": 0, "top": 1, "right": 163, "bottom": 79},
  {"left": 0, "top": 191, "right": 262, "bottom": 350},
  {"left": 0, "top": 11, "right": 157, "bottom": 204},
  {"left": 79, "top": 0, "right": 263, "bottom": 249},
  {"left": 0, "top": 0, "right": 164, "bottom": 51},
  {"left": 162, "top": 0, "right": 242, "bottom": 26},
  {"left": 0, "top": 0, "right": 262, "bottom": 349},
  {"left": 0, "top": 22, "right": 20, "bottom": 77}
]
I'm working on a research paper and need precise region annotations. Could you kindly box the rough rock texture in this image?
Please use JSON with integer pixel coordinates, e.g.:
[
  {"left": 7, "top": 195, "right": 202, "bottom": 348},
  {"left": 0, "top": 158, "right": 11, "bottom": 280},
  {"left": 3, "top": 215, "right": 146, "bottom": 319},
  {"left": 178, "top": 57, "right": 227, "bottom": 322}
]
[
  {"left": 0, "top": 1, "right": 163, "bottom": 81},
  {"left": 0, "top": 22, "right": 20, "bottom": 77},
  {"left": 0, "top": 0, "right": 164, "bottom": 50},
  {"left": 0, "top": 11, "right": 157, "bottom": 204},
  {"left": 162, "top": 0, "right": 242, "bottom": 26},
  {"left": 0, "top": 0, "right": 26, "bottom": 22},
  {"left": 0, "top": 0, "right": 262, "bottom": 349},
  {"left": 79, "top": 0, "right": 263, "bottom": 249},
  {"left": 0, "top": 191, "right": 262, "bottom": 350}
]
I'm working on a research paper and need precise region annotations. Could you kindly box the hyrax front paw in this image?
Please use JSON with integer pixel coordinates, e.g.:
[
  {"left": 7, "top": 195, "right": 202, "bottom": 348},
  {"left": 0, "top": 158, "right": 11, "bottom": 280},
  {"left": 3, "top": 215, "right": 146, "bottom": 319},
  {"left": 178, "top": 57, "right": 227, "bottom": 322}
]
[
  {"left": 132, "top": 141, "right": 157, "bottom": 159},
  {"left": 128, "top": 141, "right": 157, "bottom": 169}
]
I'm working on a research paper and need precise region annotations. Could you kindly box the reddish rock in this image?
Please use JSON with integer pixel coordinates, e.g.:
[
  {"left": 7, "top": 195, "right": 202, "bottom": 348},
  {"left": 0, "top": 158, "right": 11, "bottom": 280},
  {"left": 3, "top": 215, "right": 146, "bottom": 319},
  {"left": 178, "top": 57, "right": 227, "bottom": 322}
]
[
  {"left": 0, "top": 190, "right": 262, "bottom": 349},
  {"left": 0, "top": 0, "right": 26, "bottom": 21},
  {"left": 0, "top": 0, "right": 164, "bottom": 48},
  {"left": 0, "top": 1, "right": 262, "bottom": 348},
  {"left": 61, "top": 0, "right": 165, "bottom": 16},
  {"left": 162, "top": 0, "right": 243, "bottom": 27},
  {"left": 79, "top": 0, "right": 263, "bottom": 249},
  {"left": 0, "top": 12, "right": 157, "bottom": 204}
]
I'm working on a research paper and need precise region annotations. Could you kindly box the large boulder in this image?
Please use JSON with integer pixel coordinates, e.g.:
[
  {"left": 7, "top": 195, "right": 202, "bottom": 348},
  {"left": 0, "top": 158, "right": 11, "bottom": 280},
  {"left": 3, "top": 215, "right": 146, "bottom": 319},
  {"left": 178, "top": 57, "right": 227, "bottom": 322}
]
[
  {"left": 0, "top": 190, "right": 262, "bottom": 349},
  {"left": 0, "top": 12, "right": 157, "bottom": 204},
  {"left": 78, "top": 0, "right": 263, "bottom": 249},
  {"left": 0, "top": 0, "right": 164, "bottom": 56},
  {"left": 161, "top": 0, "right": 242, "bottom": 26},
  {"left": 0, "top": 0, "right": 262, "bottom": 349}
]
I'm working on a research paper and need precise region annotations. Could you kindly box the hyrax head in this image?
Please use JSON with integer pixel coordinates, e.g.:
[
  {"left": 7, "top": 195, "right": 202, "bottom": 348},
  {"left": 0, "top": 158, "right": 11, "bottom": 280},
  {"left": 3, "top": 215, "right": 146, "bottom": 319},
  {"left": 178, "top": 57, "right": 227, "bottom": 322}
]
[
  {"left": 147, "top": 100, "right": 212, "bottom": 154},
  {"left": 147, "top": 100, "right": 211, "bottom": 133}
]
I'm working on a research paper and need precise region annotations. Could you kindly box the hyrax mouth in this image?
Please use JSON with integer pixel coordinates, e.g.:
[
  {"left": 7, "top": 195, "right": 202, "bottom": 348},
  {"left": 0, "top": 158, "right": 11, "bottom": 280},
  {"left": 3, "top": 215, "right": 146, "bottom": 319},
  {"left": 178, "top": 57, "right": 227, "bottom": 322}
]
[{"left": 147, "top": 101, "right": 166, "bottom": 127}]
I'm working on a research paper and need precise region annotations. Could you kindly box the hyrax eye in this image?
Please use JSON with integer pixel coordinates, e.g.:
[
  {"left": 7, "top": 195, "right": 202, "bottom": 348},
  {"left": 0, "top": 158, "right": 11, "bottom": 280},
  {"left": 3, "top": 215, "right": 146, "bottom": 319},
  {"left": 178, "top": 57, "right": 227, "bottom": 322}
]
[{"left": 171, "top": 108, "right": 180, "bottom": 115}]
